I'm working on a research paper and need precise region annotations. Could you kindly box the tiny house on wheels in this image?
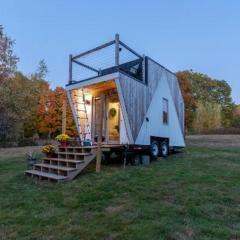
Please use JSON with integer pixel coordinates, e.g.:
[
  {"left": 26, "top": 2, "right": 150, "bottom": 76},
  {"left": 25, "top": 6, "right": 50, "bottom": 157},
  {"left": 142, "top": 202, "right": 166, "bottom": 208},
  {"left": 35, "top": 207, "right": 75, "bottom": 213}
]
[
  {"left": 25, "top": 34, "right": 185, "bottom": 182},
  {"left": 66, "top": 34, "right": 185, "bottom": 159}
]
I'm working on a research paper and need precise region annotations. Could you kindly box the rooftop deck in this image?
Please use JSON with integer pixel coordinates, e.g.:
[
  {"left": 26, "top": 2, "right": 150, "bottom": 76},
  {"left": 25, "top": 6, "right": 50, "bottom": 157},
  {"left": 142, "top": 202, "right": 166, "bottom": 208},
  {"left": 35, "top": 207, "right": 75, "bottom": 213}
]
[{"left": 68, "top": 34, "right": 145, "bottom": 85}]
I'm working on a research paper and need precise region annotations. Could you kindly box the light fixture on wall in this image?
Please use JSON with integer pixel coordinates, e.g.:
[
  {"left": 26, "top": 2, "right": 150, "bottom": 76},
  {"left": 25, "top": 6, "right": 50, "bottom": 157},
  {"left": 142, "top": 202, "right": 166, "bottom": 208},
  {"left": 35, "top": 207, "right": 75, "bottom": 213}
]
[{"left": 85, "top": 99, "right": 91, "bottom": 105}]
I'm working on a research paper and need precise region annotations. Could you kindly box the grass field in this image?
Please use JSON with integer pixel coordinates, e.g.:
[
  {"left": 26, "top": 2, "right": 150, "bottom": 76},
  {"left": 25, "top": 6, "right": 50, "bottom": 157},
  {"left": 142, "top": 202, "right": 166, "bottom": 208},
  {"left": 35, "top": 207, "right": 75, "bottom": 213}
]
[{"left": 0, "top": 135, "right": 240, "bottom": 240}]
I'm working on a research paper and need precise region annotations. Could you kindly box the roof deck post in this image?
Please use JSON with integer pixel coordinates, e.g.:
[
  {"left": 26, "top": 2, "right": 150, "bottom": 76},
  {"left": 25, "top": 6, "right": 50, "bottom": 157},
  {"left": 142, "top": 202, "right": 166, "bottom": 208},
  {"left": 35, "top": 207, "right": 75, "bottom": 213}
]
[
  {"left": 142, "top": 54, "right": 146, "bottom": 83},
  {"left": 69, "top": 54, "right": 72, "bottom": 84},
  {"left": 115, "top": 33, "right": 120, "bottom": 67}
]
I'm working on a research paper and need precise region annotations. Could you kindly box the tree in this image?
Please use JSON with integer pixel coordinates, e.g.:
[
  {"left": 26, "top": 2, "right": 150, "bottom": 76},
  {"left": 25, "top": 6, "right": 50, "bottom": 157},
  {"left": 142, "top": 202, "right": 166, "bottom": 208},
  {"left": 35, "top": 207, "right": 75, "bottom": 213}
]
[
  {"left": 28, "top": 80, "right": 54, "bottom": 137},
  {"left": 27, "top": 83, "right": 77, "bottom": 138},
  {"left": 177, "top": 70, "right": 234, "bottom": 129},
  {"left": 52, "top": 87, "right": 77, "bottom": 136},
  {"left": 193, "top": 102, "right": 222, "bottom": 133},
  {"left": 232, "top": 105, "right": 240, "bottom": 128},
  {"left": 0, "top": 26, "right": 20, "bottom": 143},
  {"left": 0, "top": 25, "right": 18, "bottom": 84},
  {"left": 176, "top": 72, "right": 196, "bottom": 132},
  {"left": 0, "top": 26, "right": 76, "bottom": 144},
  {"left": 0, "top": 71, "right": 41, "bottom": 142},
  {"left": 34, "top": 59, "right": 48, "bottom": 80}
]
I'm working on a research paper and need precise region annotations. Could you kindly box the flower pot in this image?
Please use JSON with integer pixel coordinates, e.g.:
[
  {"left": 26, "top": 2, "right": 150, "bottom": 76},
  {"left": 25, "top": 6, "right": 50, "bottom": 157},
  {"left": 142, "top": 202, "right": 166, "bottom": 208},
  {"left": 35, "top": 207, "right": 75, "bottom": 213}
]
[
  {"left": 47, "top": 153, "right": 53, "bottom": 158},
  {"left": 60, "top": 142, "right": 68, "bottom": 147}
]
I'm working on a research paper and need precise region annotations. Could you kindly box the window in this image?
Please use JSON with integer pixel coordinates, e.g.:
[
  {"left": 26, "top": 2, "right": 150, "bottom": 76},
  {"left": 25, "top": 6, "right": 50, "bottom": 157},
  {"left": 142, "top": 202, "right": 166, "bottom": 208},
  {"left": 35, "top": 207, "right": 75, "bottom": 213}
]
[{"left": 163, "top": 98, "right": 168, "bottom": 124}]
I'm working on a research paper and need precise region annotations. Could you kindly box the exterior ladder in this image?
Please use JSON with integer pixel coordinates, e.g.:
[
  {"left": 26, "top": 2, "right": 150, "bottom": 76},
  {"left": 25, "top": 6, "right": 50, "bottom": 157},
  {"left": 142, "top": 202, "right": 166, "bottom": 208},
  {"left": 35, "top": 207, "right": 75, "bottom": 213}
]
[{"left": 74, "top": 88, "right": 92, "bottom": 146}]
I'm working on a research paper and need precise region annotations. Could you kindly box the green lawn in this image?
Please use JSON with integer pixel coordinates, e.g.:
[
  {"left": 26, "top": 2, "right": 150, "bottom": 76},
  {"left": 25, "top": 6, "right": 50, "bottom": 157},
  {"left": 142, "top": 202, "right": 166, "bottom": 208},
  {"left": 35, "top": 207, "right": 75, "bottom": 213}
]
[{"left": 0, "top": 137, "right": 240, "bottom": 240}]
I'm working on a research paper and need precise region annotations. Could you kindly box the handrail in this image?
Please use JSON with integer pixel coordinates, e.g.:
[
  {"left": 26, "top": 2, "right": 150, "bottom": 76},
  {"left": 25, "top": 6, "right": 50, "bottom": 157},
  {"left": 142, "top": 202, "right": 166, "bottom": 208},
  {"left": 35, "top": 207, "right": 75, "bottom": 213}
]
[
  {"left": 69, "top": 34, "right": 144, "bottom": 84},
  {"left": 72, "top": 40, "right": 115, "bottom": 60}
]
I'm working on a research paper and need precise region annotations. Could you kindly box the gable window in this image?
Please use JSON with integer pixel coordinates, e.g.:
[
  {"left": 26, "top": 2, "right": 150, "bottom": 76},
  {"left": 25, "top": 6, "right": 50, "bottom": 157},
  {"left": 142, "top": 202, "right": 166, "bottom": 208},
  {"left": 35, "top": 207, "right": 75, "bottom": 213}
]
[{"left": 163, "top": 98, "right": 168, "bottom": 124}]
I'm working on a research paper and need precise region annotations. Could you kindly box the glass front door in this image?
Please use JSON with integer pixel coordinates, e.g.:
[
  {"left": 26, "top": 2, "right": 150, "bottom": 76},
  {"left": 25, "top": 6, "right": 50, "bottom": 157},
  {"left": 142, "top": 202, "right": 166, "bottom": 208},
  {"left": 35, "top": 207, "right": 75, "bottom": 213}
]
[
  {"left": 93, "top": 96, "right": 106, "bottom": 142},
  {"left": 107, "top": 94, "right": 120, "bottom": 143}
]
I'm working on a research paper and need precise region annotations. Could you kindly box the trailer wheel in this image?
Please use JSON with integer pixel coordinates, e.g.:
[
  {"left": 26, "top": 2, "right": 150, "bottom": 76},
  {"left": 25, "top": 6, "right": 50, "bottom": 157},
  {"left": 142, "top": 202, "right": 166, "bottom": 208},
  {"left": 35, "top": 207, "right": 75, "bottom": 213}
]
[
  {"left": 160, "top": 141, "right": 169, "bottom": 157},
  {"left": 150, "top": 141, "right": 160, "bottom": 160}
]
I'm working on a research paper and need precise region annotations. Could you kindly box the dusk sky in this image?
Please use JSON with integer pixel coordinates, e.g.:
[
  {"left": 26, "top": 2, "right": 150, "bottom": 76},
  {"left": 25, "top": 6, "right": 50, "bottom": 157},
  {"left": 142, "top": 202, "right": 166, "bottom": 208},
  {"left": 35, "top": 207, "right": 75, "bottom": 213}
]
[{"left": 1, "top": 0, "right": 239, "bottom": 103}]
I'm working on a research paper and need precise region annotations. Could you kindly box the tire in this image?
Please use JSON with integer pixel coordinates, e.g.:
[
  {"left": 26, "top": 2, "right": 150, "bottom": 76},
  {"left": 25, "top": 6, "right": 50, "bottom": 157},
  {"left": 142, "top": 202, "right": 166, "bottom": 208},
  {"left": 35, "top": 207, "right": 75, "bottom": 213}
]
[
  {"left": 160, "top": 141, "right": 169, "bottom": 157},
  {"left": 150, "top": 141, "right": 160, "bottom": 160}
]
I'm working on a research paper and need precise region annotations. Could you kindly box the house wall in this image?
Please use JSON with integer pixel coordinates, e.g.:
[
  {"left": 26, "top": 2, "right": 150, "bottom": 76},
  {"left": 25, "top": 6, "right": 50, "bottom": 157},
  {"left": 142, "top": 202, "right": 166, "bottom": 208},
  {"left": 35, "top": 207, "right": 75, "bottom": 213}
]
[
  {"left": 118, "top": 74, "right": 148, "bottom": 140},
  {"left": 135, "top": 70, "right": 185, "bottom": 147},
  {"left": 67, "top": 84, "right": 130, "bottom": 144},
  {"left": 147, "top": 58, "right": 185, "bottom": 134},
  {"left": 119, "top": 109, "right": 129, "bottom": 144},
  {"left": 66, "top": 59, "right": 185, "bottom": 146},
  {"left": 118, "top": 58, "right": 185, "bottom": 145}
]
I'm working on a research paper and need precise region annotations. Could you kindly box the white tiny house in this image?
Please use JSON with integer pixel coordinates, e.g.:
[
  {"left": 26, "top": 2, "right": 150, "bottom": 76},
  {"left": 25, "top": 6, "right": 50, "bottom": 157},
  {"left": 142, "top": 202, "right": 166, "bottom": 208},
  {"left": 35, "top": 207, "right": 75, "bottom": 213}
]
[
  {"left": 66, "top": 34, "right": 185, "bottom": 158},
  {"left": 25, "top": 34, "right": 186, "bottom": 182}
]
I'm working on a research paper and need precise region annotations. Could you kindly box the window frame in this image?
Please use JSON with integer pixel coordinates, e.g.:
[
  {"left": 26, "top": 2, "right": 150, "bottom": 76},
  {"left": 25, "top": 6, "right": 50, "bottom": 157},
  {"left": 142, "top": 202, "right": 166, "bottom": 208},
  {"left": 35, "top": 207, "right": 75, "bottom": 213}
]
[{"left": 162, "top": 98, "right": 169, "bottom": 125}]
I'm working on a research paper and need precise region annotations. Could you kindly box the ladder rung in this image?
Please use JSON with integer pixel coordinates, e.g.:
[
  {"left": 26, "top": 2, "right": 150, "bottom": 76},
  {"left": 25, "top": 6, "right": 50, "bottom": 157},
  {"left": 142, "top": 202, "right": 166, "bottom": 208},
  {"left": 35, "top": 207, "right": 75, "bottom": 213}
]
[
  {"left": 73, "top": 101, "right": 85, "bottom": 104},
  {"left": 75, "top": 88, "right": 92, "bottom": 145}
]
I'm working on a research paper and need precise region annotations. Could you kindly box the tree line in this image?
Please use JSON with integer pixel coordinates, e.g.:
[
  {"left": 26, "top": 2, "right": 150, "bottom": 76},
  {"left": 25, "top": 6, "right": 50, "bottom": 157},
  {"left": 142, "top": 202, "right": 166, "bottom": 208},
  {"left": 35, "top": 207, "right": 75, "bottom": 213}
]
[
  {"left": 0, "top": 26, "right": 239, "bottom": 146},
  {"left": 0, "top": 26, "right": 76, "bottom": 146},
  {"left": 176, "top": 71, "right": 240, "bottom": 133}
]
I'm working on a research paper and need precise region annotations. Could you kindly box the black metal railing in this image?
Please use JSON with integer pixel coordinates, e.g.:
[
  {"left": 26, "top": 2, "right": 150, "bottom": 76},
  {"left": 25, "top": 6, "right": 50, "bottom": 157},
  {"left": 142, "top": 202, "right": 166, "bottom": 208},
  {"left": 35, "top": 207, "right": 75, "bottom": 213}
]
[{"left": 68, "top": 34, "right": 144, "bottom": 84}]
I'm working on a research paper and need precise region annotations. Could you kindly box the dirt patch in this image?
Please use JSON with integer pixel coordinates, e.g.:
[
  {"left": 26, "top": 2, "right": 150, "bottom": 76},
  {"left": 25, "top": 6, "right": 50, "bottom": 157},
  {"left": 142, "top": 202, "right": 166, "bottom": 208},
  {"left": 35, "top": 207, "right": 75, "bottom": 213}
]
[{"left": 186, "top": 135, "right": 240, "bottom": 148}]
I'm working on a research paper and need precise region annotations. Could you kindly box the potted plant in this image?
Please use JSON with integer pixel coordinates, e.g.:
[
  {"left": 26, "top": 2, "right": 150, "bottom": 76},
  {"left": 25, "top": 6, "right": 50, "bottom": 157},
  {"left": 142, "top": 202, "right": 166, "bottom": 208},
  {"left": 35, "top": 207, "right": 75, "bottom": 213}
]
[
  {"left": 55, "top": 134, "right": 71, "bottom": 147},
  {"left": 41, "top": 144, "right": 55, "bottom": 158},
  {"left": 26, "top": 151, "right": 37, "bottom": 169}
]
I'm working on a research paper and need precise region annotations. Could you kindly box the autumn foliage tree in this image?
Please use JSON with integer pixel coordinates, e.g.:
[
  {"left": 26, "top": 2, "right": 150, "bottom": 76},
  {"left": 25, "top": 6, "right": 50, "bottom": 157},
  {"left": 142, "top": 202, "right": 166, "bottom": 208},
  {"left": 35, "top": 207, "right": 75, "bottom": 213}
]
[
  {"left": 176, "top": 72, "right": 196, "bottom": 132},
  {"left": 176, "top": 70, "right": 234, "bottom": 132},
  {"left": 26, "top": 80, "right": 77, "bottom": 138}
]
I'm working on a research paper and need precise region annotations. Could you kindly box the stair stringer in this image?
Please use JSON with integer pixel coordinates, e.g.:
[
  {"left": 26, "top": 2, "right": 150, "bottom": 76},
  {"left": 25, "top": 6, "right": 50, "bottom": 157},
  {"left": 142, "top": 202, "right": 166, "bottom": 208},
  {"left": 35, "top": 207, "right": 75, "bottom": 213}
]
[{"left": 67, "top": 148, "right": 97, "bottom": 180}]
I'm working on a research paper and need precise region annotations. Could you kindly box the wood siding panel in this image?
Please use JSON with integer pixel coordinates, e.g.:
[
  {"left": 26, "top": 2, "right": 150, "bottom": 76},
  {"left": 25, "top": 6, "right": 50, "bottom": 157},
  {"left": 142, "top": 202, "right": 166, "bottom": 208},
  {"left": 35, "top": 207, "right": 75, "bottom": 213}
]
[
  {"left": 119, "top": 58, "right": 184, "bottom": 142},
  {"left": 119, "top": 60, "right": 164, "bottom": 141}
]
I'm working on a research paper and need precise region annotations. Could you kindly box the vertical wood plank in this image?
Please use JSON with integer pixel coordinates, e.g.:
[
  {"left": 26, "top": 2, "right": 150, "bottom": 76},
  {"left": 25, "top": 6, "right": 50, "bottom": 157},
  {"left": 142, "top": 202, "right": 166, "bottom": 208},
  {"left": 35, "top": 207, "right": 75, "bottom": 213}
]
[
  {"left": 96, "top": 94, "right": 104, "bottom": 173},
  {"left": 115, "top": 34, "right": 120, "bottom": 67},
  {"left": 69, "top": 54, "right": 72, "bottom": 84},
  {"left": 62, "top": 100, "right": 67, "bottom": 134}
]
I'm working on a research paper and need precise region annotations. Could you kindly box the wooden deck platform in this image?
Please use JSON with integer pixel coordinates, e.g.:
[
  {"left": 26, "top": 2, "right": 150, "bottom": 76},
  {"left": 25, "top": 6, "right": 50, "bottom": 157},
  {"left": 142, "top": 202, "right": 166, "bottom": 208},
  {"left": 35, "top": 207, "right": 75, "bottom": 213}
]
[{"left": 25, "top": 144, "right": 126, "bottom": 182}]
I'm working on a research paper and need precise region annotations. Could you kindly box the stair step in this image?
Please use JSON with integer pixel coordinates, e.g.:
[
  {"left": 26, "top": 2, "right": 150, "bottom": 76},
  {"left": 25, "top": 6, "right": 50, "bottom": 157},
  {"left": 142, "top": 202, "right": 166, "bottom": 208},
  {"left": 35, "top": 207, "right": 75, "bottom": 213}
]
[
  {"left": 25, "top": 170, "right": 67, "bottom": 180},
  {"left": 35, "top": 163, "right": 76, "bottom": 172},
  {"left": 44, "top": 157, "right": 84, "bottom": 163},
  {"left": 57, "top": 152, "right": 92, "bottom": 156},
  {"left": 58, "top": 146, "right": 97, "bottom": 149}
]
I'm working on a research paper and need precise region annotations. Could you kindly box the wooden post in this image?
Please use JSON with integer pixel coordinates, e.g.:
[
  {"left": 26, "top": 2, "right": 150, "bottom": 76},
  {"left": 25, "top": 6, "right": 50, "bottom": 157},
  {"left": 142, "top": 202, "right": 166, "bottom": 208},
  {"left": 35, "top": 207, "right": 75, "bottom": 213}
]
[
  {"left": 115, "top": 33, "right": 120, "bottom": 67},
  {"left": 142, "top": 54, "right": 145, "bottom": 84},
  {"left": 62, "top": 100, "right": 67, "bottom": 134},
  {"left": 96, "top": 94, "right": 104, "bottom": 173},
  {"left": 69, "top": 54, "right": 72, "bottom": 84}
]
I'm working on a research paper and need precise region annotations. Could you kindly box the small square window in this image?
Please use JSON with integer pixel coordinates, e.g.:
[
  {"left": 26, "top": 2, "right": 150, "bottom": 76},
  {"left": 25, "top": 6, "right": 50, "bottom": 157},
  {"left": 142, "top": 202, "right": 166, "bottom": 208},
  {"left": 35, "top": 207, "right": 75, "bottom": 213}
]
[{"left": 163, "top": 98, "right": 168, "bottom": 124}]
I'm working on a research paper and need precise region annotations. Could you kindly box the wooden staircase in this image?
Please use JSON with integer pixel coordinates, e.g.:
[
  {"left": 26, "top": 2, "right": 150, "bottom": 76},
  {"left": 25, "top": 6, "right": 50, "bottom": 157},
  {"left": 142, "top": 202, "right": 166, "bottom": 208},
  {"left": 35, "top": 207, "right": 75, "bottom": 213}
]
[{"left": 25, "top": 146, "right": 97, "bottom": 182}]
